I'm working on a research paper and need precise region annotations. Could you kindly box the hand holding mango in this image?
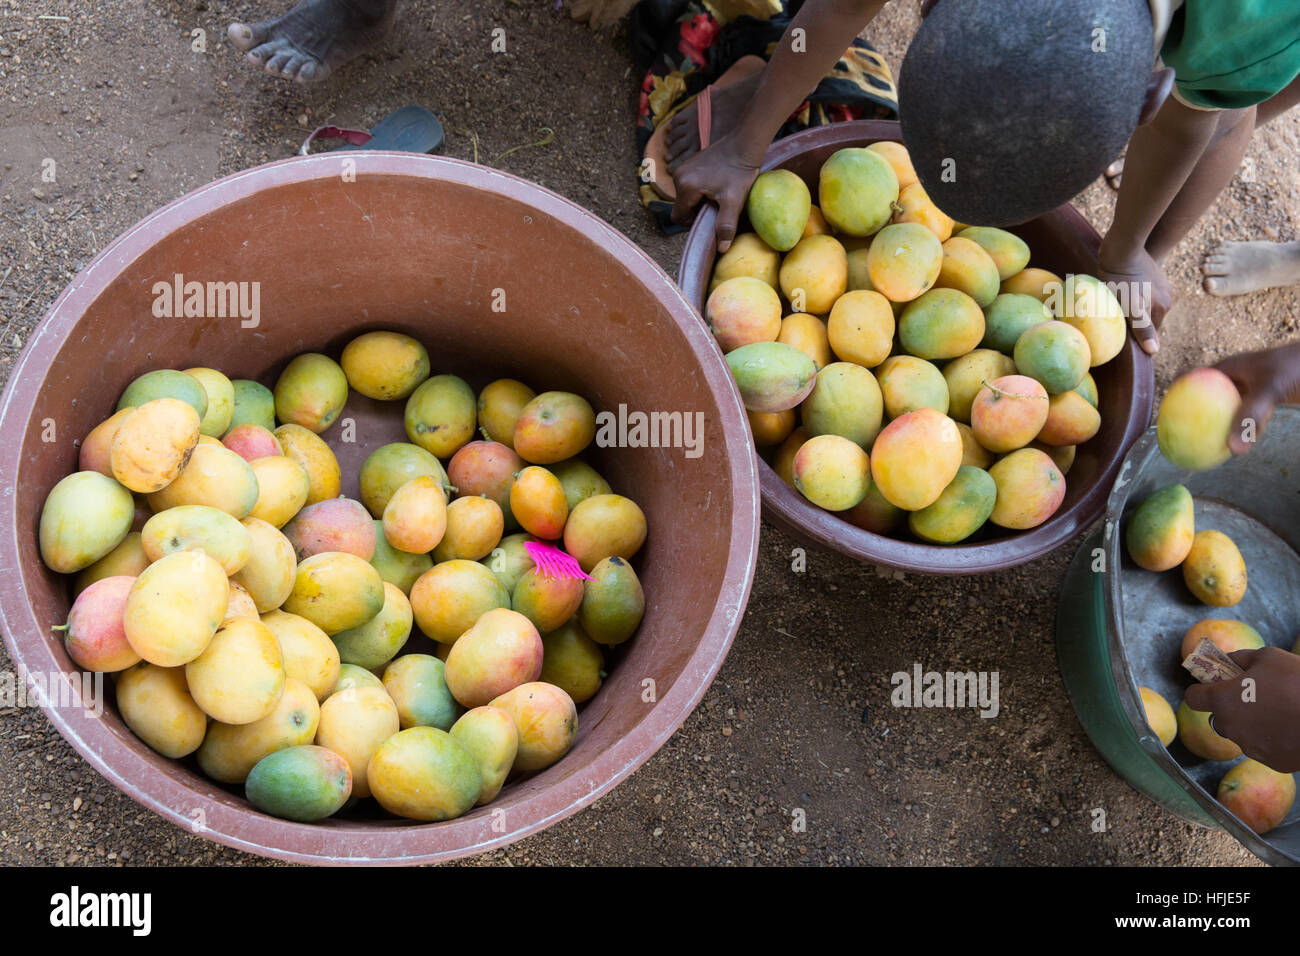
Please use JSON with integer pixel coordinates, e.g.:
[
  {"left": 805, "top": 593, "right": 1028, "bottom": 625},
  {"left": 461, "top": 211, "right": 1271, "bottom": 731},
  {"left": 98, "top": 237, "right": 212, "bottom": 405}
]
[
  {"left": 39, "top": 334, "right": 649, "bottom": 825},
  {"left": 1186, "top": 648, "right": 1300, "bottom": 778},
  {"left": 1214, "top": 342, "right": 1300, "bottom": 456}
]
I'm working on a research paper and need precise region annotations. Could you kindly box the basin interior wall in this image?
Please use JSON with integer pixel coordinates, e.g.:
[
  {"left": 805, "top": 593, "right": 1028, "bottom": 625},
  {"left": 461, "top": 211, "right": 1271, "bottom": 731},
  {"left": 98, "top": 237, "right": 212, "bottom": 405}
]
[{"left": 0, "top": 156, "right": 757, "bottom": 861}]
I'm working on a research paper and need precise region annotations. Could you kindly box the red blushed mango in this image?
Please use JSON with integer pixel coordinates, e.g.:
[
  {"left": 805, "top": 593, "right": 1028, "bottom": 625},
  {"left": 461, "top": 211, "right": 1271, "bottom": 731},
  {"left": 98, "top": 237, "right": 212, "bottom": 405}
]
[
  {"left": 79, "top": 408, "right": 136, "bottom": 477},
  {"left": 513, "top": 392, "right": 596, "bottom": 465},
  {"left": 1037, "top": 390, "right": 1101, "bottom": 447},
  {"left": 489, "top": 681, "right": 578, "bottom": 772},
  {"left": 1157, "top": 367, "right": 1243, "bottom": 471},
  {"left": 706, "top": 276, "right": 782, "bottom": 353},
  {"left": 432, "top": 496, "right": 504, "bottom": 563},
  {"left": 283, "top": 497, "right": 377, "bottom": 561},
  {"left": 891, "top": 183, "right": 953, "bottom": 241},
  {"left": 792, "top": 434, "right": 872, "bottom": 512},
  {"left": 748, "top": 408, "right": 797, "bottom": 447},
  {"left": 864, "top": 222, "right": 943, "bottom": 302},
  {"left": 971, "top": 375, "right": 1049, "bottom": 454},
  {"left": 409, "top": 559, "right": 510, "bottom": 645},
  {"left": 869, "top": 409, "right": 962, "bottom": 511},
  {"left": 841, "top": 481, "right": 906, "bottom": 535},
  {"left": 509, "top": 466, "right": 569, "bottom": 540},
  {"left": 477, "top": 378, "right": 536, "bottom": 448},
  {"left": 444, "top": 607, "right": 544, "bottom": 708},
  {"left": 382, "top": 476, "right": 448, "bottom": 555},
  {"left": 563, "top": 494, "right": 647, "bottom": 573},
  {"left": 1124, "top": 484, "right": 1195, "bottom": 571},
  {"left": 1217, "top": 759, "right": 1296, "bottom": 834},
  {"left": 60, "top": 575, "right": 140, "bottom": 672},
  {"left": 512, "top": 567, "right": 585, "bottom": 634},
  {"left": 448, "top": 440, "right": 523, "bottom": 517},
  {"left": 222, "top": 423, "right": 282, "bottom": 462},
  {"left": 988, "top": 448, "right": 1066, "bottom": 530},
  {"left": 1179, "top": 618, "right": 1264, "bottom": 661},
  {"left": 1183, "top": 530, "right": 1247, "bottom": 607}
]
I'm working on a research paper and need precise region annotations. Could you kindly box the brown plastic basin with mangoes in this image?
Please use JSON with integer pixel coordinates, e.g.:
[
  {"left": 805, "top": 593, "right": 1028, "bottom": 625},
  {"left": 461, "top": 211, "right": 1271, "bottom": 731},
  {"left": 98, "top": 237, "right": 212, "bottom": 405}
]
[
  {"left": 678, "top": 120, "right": 1156, "bottom": 574},
  {"left": 0, "top": 153, "right": 761, "bottom": 864}
]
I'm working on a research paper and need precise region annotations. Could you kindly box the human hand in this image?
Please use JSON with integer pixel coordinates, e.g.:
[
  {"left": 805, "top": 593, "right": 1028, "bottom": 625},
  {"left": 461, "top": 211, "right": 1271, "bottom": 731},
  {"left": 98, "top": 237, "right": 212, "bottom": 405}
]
[
  {"left": 670, "top": 136, "right": 763, "bottom": 254},
  {"left": 1214, "top": 342, "right": 1300, "bottom": 454},
  {"left": 1184, "top": 647, "right": 1300, "bottom": 773},
  {"left": 1095, "top": 247, "right": 1171, "bottom": 355}
]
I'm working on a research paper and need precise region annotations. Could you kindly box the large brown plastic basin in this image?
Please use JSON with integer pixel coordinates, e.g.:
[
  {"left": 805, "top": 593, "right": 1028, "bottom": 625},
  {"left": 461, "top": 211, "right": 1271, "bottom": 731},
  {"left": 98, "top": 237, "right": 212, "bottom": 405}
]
[
  {"left": 0, "top": 153, "right": 760, "bottom": 864},
  {"left": 678, "top": 120, "right": 1154, "bottom": 574}
]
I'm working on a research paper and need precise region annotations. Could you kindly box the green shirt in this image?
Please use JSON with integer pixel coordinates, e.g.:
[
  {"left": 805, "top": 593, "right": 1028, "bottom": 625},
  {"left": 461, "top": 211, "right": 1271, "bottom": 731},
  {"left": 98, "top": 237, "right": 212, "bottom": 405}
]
[{"left": 1161, "top": 0, "right": 1300, "bottom": 110}]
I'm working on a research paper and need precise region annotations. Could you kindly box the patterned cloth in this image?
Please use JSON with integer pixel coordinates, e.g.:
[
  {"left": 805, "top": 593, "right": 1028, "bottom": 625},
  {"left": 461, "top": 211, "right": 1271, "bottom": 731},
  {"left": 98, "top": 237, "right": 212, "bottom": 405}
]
[{"left": 630, "top": 0, "right": 898, "bottom": 233}]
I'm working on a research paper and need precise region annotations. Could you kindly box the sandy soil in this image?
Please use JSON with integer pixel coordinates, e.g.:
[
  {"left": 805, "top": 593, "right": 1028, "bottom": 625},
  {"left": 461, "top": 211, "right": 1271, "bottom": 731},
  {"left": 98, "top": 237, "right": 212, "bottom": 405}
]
[{"left": 0, "top": 0, "right": 1294, "bottom": 866}]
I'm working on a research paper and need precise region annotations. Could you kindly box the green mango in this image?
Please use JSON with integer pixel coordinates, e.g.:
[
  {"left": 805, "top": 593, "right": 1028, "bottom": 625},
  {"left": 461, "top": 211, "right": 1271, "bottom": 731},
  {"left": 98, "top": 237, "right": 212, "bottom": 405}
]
[{"left": 745, "top": 169, "right": 811, "bottom": 252}]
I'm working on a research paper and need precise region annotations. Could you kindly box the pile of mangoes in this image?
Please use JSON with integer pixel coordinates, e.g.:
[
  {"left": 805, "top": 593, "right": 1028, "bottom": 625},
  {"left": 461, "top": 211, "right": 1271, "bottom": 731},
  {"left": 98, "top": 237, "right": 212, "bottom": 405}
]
[
  {"left": 709, "top": 142, "right": 1130, "bottom": 544},
  {"left": 1130, "top": 451, "right": 1295, "bottom": 835},
  {"left": 39, "top": 331, "right": 648, "bottom": 824}
]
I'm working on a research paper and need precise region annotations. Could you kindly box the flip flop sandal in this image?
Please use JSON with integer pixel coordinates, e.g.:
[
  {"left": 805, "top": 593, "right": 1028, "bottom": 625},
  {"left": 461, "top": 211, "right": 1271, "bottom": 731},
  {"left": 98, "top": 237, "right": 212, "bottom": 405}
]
[
  {"left": 298, "top": 104, "right": 444, "bottom": 156},
  {"left": 642, "top": 54, "right": 766, "bottom": 202}
]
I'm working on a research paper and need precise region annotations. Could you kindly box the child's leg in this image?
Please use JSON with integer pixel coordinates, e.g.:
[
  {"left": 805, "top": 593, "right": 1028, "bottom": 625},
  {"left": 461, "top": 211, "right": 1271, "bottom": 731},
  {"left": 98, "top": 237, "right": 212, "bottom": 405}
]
[
  {"left": 1144, "top": 105, "right": 1256, "bottom": 261},
  {"left": 1200, "top": 76, "right": 1300, "bottom": 296},
  {"left": 1096, "top": 95, "right": 1227, "bottom": 352}
]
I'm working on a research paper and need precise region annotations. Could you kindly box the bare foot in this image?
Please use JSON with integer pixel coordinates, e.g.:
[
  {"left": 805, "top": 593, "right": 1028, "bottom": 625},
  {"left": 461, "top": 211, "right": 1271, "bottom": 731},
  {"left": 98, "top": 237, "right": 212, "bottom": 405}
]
[
  {"left": 1105, "top": 156, "right": 1124, "bottom": 190},
  {"left": 665, "top": 71, "right": 762, "bottom": 173},
  {"left": 1096, "top": 247, "right": 1173, "bottom": 355},
  {"left": 227, "top": 0, "right": 396, "bottom": 83},
  {"left": 1202, "top": 240, "right": 1300, "bottom": 296}
]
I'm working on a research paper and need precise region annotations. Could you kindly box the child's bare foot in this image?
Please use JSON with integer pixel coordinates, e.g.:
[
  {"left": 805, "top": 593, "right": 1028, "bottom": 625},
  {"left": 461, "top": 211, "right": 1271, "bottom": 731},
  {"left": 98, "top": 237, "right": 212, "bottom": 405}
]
[
  {"left": 1104, "top": 156, "right": 1124, "bottom": 189},
  {"left": 1096, "top": 247, "right": 1172, "bottom": 355},
  {"left": 665, "top": 70, "right": 762, "bottom": 172},
  {"left": 227, "top": 0, "right": 396, "bottom": 83},
  {"left": 1202, "top": 240, "right": 1300, "bottom": 296}
]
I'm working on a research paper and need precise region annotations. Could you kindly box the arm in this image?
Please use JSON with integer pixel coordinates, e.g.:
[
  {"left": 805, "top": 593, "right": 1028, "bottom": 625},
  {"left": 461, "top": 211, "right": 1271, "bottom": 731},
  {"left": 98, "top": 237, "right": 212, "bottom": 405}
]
[
  {"left": 1214, "top": 341, "right": 1300, "bottom": 453},
  {"left": 670, "top": 0, "right": 887, "bottom": 251},
  {"left": 1185, "top": 648, "right": 1300, "bottom": 773}
]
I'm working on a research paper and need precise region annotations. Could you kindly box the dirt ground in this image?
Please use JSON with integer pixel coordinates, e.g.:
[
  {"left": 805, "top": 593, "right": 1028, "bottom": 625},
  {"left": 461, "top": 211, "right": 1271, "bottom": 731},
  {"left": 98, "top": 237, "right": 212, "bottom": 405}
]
[{"left": 1, "top": 0, "right": 1295, "bottom": 866}]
